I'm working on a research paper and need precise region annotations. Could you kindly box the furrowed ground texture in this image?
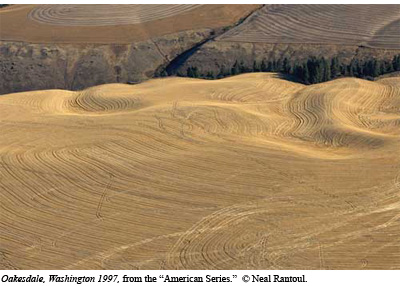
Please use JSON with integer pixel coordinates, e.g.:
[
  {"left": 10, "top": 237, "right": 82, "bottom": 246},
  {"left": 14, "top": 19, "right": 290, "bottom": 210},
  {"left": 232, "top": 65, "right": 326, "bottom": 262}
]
[
  {"left": 218, "top": 4, "right": 399, "bottom": 49},
  {"left": 0, "top": 73, "right": 399, "bottom": 269},
  {"left": 0, "top": 4, "right": 260, "bottom": 43},
  {"left": 28, "top": 5, "right": 203, "bottom": 26}
]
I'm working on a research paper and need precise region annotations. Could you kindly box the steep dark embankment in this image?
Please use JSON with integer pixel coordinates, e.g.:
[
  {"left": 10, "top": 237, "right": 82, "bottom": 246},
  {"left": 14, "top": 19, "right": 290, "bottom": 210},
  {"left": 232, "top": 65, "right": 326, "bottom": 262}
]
[
  {"left": 0, "top": 30, "right": 212, "bottom": 94},
  {"left": 164, "top": 4, "right": 400, "bottom": 77},
  {"left": 165, "top": 41, "right": 400, "bottom": 78},
  {"left": 0, "top": 4, "right": 261, "bottom": 95},
  {"left": 0, "top": 4, "right": 400, "bottom": 94}
]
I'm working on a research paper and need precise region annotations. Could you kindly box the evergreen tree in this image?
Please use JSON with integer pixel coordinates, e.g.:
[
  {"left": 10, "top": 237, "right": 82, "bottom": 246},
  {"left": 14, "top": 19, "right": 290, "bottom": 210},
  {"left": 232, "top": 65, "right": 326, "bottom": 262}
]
[
  {"left": 231, "top": 61, "right": 239, "bottom": 75},
  {"left": 261, "top": 60, "right": 267, "bottom": 72},
  {"left": 239, "top": 61, "right": 247, "bottom": 73},
  {"left": 307, "top": 58, "right": 317, "bottom": 83},
  {"left": 189, "top": 67, "right": 198, "bottom": 78},
  {"left": 282, "top": 58, "right": 291, "bottom": 73},
  {"left": 292, "top": 62, "right": 301, "bottom": 79},
  {"left": 393, "top": 55, "right": 400, "bottom": 71},
  {"left": 380, "top": 61, "right": 386, "bottom": 75},
  {"left": 267, "top": 61, "right": 273, "bottom": 72},
  {"left": 347, "top": 64, "right": 354, "bottom": 77},
  {"left": 331, "top": 57, "right": 341, "bottom": 78},
  {"left": 253, "top": 61, "right": 260, "bottom": 72},
  {"left": 154, "top": 69, "right": 161, "bottom": 78},
  {"left": 341, "top": 63, "right": 348, "bottom": 76},
  {"left": 317, "top": 58, "right": 325, "bottom": 82},
  {"left": 372, "top": 59, "right": 381, "bottom": 77},
  {"left": 364, "top": 59, "right": 375, "bottom": 77},
  {"left": 160, "top": 69, "right": 168, "bottom": 77},
  {"left": 322, "top": 57, "right": 331, "bottom": 82},
  {"left": 307, "top": 57, "right": 327, "bottom": 84},
  {"left": 385, "top": 60, "right": 393, "bottom": 73},
  {"left": 206, "top": 71, "right": 215, "bottom": 79},
  {"left": 358, "top": 60, "right": 364, "bottom": 77},
  {"left": 187, "top": 67, "right": 193, "bottom": 77},
  {"left": 276, "top": 59, "right": 283, "bottom": 72},
  {"left": 350, "top": 59, "right": 362, "bottom": 77},
  {"left": 217, "top": 65, "right": 227, "bottom": 78},
  {"left": 302, "top": 62, "right": 310, "bottom": 84}
]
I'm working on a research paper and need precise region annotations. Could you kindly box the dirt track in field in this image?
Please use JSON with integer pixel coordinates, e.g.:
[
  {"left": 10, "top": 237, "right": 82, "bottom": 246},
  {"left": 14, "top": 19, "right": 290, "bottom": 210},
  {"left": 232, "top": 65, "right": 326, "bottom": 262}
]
[{"left": 0, "top": 73, "right": 399, "bottom": 269}]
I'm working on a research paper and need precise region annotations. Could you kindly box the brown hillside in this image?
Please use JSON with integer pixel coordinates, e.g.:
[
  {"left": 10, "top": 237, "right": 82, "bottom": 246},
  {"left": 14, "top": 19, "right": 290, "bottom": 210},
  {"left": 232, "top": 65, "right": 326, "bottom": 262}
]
[
  {"left": 0, "top": 4, "right": 260, "bottom": 43},
  {"left": 218, "top": 4, "right": 400, "bottom": 49}
]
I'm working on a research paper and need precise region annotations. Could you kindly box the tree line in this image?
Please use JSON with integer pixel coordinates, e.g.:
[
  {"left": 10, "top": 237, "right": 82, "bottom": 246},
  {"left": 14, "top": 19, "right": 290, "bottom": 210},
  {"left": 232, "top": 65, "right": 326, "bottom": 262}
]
[{"left": 163, "top": 54, "right": 400, "bottom": 84}]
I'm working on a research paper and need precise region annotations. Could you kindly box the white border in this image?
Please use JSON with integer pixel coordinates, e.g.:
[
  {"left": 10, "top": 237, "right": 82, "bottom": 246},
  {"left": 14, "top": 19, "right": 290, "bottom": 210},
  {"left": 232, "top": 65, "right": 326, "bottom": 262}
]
[{"left": 0, "top": 0, "right": 406, "bottom": 284}]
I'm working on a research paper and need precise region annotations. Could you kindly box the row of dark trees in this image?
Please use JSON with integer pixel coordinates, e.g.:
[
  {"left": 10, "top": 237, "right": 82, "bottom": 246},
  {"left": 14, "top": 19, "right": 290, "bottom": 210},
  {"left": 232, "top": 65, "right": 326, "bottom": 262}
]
[
  {"left": 291, "top": 55, "right": 400, "bottom": 84},
  {"left": 175, "top": 54, "right": 399, "bottom": 84}
]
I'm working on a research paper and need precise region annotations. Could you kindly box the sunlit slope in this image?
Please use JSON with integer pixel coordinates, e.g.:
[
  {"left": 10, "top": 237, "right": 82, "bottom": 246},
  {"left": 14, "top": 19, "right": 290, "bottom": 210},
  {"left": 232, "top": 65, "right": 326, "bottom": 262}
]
[
  {"left": 0, "top": 73, "right": 399, "bottom": 269},
  {"left": 0, "top": 4, "right": 259, "bottom": 43},
  {"left": 219, "top": 4, "right": 400, "bottom": 49}
]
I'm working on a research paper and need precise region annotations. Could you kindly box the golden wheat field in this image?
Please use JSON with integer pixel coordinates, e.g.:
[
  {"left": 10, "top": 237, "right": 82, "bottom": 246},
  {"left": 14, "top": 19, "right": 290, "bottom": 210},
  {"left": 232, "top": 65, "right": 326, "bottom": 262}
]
[{"left": 0, "top": 73, "right": 399, "bottom": 269}]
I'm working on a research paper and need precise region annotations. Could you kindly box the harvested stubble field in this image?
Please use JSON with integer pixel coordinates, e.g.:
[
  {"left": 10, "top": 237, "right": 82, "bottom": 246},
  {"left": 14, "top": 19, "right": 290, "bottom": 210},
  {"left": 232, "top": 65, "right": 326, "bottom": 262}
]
[
  {"left": 0, "top": 73, "right": 399, "bottom": 269},
  {"left": 28, "top": 5, "right": 203, "bottom": 26},
  {"left": 0, "top": 4, "right": 260, "bottom": 43},
  {"left": 218, "top": 4, "right": 400, "bottom": 49}
]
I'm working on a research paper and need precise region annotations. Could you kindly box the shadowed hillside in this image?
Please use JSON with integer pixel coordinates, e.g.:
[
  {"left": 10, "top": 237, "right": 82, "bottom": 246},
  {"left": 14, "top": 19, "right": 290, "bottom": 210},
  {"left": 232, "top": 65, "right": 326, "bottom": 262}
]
[{"left": 0, "top": 4, "right": 260, "bottom": 95}]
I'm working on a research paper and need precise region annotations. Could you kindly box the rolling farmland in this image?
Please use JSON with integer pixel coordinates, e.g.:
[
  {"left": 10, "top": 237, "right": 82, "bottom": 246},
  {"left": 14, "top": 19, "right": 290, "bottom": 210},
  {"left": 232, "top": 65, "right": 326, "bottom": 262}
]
[
  {"left": 218, "top": 5, "right": 400, "bottom": 49},
  {"left": 0, "top": 4, "right": 259, "bottom": 43},
  {"left": 28, "top": 5, "right": 203, "bottom": 26},
  {"left": 0, "top": 73, "right": 399, "bottom": 269},
  {"left": 0, "top": 4, "right": 400, "bottom": 94}
]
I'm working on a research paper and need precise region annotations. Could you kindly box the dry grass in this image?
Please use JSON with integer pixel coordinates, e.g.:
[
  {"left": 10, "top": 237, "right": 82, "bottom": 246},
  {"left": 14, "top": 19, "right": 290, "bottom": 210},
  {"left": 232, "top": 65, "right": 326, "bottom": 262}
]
[
  {"left": 0, "top": 4, "right": 260, "bottom": 43},
  {"left": 28, "top": 5, "right": 203, "bottom": 26},
  {"left": 218, "top": 4, "right": 400, "bottom": 49},
  {"left": 0, "top": 73, "right": 399, "bottom": 269}
]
